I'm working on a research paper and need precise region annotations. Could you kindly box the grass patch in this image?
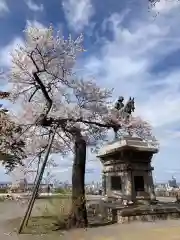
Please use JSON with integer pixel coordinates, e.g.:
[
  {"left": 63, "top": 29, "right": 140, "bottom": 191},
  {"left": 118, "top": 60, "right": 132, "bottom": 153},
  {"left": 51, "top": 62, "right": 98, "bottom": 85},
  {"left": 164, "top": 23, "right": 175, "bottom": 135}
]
[
  {"left": 38, "top": 193, "right": 72, "bottom": 200},
  {"left": 39, "top": 197, "right": 72, "bottom": 218},
  {"left": 6, "top": 197, "right": 112, "bottom": 234},
  {"left": 0, "top": 197, "right": 5, "bottom": 202},
  {"left": 7, "top": 197, "right": 72, "bottom": 234},
  {"left": 8, "top": 216, "right": 60, "bottom": 234}
]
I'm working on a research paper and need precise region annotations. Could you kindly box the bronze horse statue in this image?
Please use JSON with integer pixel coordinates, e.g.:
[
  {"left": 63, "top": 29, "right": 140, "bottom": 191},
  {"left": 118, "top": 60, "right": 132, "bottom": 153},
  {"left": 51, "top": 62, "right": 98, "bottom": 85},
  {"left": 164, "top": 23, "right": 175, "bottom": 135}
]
[
  {"left": 124, "top": 97, "right": 135, "bottom": 116},
  {"left": 115, "top": 96, "right": 135, "bottom": 116},
  {"left": 113, "top": 96, "right": 135, "bottom": 139}
]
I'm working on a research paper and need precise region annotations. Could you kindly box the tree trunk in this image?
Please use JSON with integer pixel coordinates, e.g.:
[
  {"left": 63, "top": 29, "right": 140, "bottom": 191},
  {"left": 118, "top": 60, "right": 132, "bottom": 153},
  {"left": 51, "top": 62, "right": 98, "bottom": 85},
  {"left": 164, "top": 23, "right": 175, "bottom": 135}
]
[{"left": 69, "top": 136, "right": 88, "bottom": 228}]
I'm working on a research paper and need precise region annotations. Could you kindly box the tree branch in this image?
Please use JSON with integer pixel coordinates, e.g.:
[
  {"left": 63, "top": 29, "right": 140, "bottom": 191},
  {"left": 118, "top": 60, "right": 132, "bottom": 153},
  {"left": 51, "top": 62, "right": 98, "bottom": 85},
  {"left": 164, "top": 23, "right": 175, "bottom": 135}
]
[
  {"left": 28, "top": 87, "right": 40, "bottom": 102},
  {"left": 33, "top": 72, "right": 52, "bottom": 114}
]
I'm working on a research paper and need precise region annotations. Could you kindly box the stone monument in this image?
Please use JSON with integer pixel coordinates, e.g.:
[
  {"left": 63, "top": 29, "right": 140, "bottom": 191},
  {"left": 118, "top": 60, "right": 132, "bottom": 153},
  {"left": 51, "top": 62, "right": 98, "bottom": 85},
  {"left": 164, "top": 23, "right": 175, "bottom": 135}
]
[
  {"left": 97, "top": 136, "right": 159, "bottom": 202},
  {"left": 97, "top": 96, "right": 159, "bottom": 202}
]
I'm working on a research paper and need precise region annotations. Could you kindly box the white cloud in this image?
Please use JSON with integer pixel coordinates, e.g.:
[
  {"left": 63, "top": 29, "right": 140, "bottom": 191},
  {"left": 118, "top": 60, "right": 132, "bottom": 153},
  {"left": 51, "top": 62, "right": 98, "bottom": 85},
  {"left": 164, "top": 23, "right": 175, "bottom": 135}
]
[
  {"left": 25, "top": 0, "right": 43, "bottom": 12},
  {"left": 0, "top": 20, "right": 45, "bottom": 68},
  {"left": 0, "top": 0, "right": 9, "bottom": 16},
  {"left": 152, "top": 0, "right": 180, "bottom": 14},
  {"left": 84, "top": 8, "right": 180, "bottom": 130},
  {"left": 26, "top": 19, "right": 46, "bottom": 29},
  {"left": 0, "top": 37, "right": 24, "bottom": 67},
  {"left": 82, "top": 3, "right": 180, "bottom": 181},
  {"left": 62, "top": 0, "right": 94, "bottom": 33}
]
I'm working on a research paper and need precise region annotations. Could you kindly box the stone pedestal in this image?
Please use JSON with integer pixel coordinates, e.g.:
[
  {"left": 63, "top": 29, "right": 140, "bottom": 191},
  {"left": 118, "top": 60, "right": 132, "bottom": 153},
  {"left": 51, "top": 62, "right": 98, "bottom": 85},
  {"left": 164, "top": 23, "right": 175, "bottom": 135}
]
[
  {"left": 97, "top": 136, "right": 159, "bottom": 202},
  {"left": 102, "top": 173, "right": 106, "bottom": 195},
  {"left": 126, "top": 172, "right": 133, "bottom": 201},
  {"left": 148, "top": 171, "right": 156, "bottom": 200}
]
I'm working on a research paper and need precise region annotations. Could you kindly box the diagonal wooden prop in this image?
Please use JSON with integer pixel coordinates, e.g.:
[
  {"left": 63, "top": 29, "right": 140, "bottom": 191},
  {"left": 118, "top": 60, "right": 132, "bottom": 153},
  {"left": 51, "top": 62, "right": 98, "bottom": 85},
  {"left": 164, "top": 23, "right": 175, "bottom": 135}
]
[{"left": 18, "top": 126, "right": 57, "bottom": 234}]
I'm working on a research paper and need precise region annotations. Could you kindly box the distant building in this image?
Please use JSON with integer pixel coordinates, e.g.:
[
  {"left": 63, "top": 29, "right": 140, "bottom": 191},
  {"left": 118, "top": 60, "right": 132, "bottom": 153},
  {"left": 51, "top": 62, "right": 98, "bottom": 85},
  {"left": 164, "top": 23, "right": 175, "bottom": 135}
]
[
  {"left": 168, "top": 176, "right": 178, "bottom": 188},
  {"left": 25, "top": 183, "right": 53, "bottom": 192},
  {"left": 0, "top": 181, "right": 11, "bottom": 189}
]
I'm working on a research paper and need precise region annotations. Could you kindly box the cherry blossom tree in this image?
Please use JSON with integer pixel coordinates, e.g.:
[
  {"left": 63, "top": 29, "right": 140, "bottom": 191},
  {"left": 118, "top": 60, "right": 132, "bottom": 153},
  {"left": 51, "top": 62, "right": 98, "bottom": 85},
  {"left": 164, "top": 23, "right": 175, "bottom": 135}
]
[
  {"left": 6, "top": 25, "right": 156, "bottom": 227},
  {"left": 0, "top": 91, "right": 26, "bottom": 172}
]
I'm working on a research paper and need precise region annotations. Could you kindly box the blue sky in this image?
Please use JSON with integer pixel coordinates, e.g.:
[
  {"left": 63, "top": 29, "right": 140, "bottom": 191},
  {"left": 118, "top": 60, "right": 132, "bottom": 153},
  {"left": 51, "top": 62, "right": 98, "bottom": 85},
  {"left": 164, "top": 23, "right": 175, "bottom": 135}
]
[{"left": 1, "top": 0, "right": 180, "bottom": 183}]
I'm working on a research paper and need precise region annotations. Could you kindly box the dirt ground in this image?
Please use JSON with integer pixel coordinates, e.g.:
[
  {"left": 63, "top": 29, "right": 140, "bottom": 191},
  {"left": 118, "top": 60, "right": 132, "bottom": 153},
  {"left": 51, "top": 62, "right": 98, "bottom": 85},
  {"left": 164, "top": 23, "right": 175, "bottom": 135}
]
[{"left": 1, "top": 200, "right": 180, "bottom": 240}]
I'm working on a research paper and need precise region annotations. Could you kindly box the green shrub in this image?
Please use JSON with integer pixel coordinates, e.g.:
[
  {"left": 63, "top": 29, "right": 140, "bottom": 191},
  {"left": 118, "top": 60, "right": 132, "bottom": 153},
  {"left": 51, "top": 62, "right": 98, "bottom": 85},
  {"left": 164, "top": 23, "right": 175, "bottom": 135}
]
[
  {"left": 54, "top": 188, "right": 71, "bottom": 194},
  {"left": 0, "top": 188, "right": 7, "bottom": 193}
]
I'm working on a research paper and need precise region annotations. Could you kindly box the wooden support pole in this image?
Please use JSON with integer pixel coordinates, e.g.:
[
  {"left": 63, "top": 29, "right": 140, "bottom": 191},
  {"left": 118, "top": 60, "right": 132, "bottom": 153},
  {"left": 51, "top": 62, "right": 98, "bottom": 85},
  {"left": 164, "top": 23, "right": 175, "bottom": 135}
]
[
  {"left": 18, "top": 127, "right": 57, "bottom": 234},
  {"left": 25, "top": 157, "right": 41, "bottom": 226}
]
